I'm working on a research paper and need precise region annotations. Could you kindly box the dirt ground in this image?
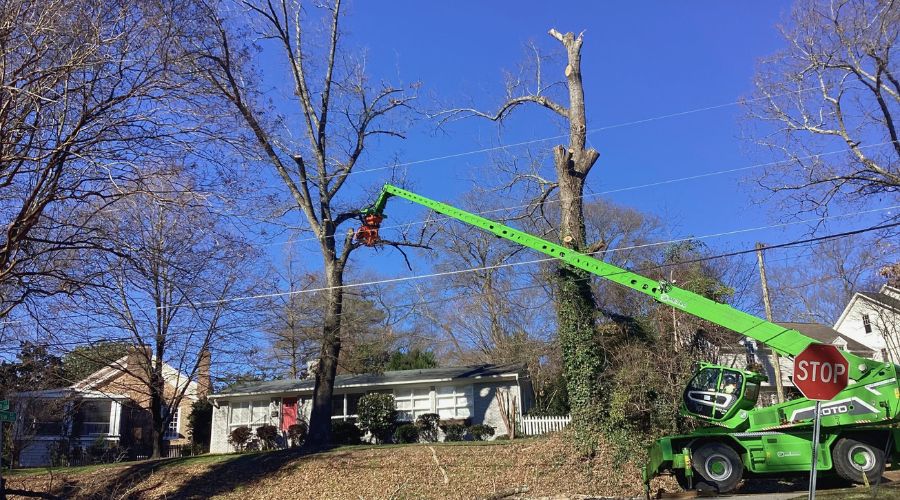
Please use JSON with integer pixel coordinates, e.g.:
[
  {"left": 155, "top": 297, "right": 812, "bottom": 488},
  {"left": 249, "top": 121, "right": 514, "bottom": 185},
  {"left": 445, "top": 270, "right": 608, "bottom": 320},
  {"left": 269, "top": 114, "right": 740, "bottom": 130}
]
[{"left": 6, "top": 435, "right": 669, "bottom": 499}]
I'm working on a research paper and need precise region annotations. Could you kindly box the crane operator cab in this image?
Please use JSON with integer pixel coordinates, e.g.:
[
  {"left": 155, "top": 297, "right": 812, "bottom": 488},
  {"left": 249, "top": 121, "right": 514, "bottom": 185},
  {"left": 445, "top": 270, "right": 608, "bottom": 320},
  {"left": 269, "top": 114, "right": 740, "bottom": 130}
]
[{"left": 683, "top": 364, "right": 767, "bottom": 422}]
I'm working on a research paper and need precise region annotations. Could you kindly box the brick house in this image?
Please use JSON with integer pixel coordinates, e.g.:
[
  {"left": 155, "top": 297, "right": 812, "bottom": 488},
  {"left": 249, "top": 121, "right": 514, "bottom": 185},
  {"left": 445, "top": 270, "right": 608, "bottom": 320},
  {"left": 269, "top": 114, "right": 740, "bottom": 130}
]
[{"left": 11, "top": 348, "right": 210, "bottom": 467}]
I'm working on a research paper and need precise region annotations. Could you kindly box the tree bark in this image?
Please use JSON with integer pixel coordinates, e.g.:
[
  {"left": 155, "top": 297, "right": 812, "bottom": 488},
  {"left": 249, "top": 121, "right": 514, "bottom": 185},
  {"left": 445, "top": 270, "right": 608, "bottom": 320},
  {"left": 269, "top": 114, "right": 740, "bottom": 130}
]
[
  {"left": 547, "top": 29, "right": 604, "bottom": 430},
  {"left": 307, "top": 259, "right": 344, "bottom": 446}
]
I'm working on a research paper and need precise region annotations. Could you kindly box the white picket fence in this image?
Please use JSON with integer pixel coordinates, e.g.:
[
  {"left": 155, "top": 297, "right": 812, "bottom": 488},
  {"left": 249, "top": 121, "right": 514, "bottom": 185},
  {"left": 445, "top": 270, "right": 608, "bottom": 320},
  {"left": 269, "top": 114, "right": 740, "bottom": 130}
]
[{"left": 520, "top": 415, "right": 571, "bottom": 436}]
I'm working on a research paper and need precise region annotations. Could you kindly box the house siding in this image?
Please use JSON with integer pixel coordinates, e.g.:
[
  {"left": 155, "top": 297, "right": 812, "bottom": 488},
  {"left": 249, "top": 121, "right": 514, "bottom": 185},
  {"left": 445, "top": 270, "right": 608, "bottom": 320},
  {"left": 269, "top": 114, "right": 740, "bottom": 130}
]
[
  {"left": 207, "top": 376, "right": 527, "bottom": 453},
  {"left": 835, "top": 298, "right": 891, "bottom": 361}
]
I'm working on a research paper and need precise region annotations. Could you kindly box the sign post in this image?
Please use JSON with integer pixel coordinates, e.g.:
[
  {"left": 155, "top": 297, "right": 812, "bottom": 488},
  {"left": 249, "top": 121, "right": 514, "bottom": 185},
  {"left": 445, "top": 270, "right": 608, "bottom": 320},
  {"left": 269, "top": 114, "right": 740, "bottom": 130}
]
[
  {"left": 0, "top": 400, "right": 9, "bottom": 500},
  {"left": 793, "top": 344, "right": 849, "bottom": 500}
]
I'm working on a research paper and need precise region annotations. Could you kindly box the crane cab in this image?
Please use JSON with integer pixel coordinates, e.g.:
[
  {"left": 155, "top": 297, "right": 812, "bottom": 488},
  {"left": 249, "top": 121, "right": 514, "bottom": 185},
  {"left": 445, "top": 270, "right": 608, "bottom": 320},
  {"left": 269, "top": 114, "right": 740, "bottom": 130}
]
[{"left": 682, "top": 363, "right": 767, "bottom": 423}]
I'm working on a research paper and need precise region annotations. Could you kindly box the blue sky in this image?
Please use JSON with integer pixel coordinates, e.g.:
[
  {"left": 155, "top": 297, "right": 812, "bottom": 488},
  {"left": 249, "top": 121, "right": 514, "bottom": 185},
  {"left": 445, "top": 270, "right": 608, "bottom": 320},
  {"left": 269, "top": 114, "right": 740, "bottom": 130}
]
[{"left": 249, "top": 2, "right": 894, "bottom": 300}]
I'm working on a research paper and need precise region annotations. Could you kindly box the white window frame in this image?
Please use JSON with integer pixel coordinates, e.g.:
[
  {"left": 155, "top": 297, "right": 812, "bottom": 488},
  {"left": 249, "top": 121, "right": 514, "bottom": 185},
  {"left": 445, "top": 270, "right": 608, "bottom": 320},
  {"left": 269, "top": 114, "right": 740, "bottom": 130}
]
[
  {"left": 330, "top": 393, "right": 363, "bottom": 421},
  {"left": 228, "top": 399, "right": 271, "bottom": 431},
  {"left": 164, "top": 406, "right": 180, "bottom": 440},
  {"left": 394, "top": 385, "right": 473, "bottom": 421}
]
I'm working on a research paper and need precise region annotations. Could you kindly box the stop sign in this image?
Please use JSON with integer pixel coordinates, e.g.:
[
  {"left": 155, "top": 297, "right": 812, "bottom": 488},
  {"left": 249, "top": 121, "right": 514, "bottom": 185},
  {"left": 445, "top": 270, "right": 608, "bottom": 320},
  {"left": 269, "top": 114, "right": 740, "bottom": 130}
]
[{"left": 793, "top": 343, "right": 849, "bottom": 401}]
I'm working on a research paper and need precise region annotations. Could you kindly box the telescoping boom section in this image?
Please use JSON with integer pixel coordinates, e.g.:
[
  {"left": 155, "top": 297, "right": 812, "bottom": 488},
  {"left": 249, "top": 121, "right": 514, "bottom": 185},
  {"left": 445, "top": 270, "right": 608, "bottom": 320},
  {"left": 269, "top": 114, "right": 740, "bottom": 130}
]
[{"left": 361, "top": 184, "right": 900, "bottom": 494}]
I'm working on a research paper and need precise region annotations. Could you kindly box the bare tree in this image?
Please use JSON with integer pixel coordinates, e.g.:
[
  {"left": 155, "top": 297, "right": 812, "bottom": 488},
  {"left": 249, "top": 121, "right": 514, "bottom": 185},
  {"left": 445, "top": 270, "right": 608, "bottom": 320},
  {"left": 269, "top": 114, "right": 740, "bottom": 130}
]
[
  {"left": 746, "top": 0, "right": 899, "bottom": 216},
  {"left": 191, "top": 0, "right": 424, "bottom": 444},
  {"left": 0, "top": 0, "right": 197, "bottom": 320},
  {"left": 767, "top": 233, "right": 893, "bottom": 323},
  {"left": 440, "top": 30, "right": 607, "bottom": 430},
  {"left": 53, "top": 168, "right": 259, "bottom": 459}
]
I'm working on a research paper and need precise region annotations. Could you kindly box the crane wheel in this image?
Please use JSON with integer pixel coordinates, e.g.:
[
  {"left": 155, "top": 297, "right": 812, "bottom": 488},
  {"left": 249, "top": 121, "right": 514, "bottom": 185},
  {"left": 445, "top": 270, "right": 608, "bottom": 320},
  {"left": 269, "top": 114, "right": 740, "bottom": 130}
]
[
  {"left": 833, "top": 437, "right": 885, "bottom": 484},
  {"left": 691, "top": 442, "right": 743, "bottom": 493}
]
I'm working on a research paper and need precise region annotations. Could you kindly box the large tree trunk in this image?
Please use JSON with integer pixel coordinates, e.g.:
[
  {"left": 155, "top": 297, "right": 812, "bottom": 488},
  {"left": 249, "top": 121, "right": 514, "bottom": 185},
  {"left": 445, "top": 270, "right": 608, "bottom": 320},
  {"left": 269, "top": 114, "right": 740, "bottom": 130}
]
[
  {"left": 307, "top": 251, "right": 344, "bottom": 446},
  {"left": 549, "top": 30, "right": 604, "bottom": 430}
]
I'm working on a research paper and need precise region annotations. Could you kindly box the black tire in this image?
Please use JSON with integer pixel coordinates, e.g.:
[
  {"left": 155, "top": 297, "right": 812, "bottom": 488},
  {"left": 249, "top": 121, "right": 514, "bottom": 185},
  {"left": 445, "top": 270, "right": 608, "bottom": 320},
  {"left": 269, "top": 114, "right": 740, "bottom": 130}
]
[
  {"left": 833, "top": 437, "right": 886, "bottom": 484},
  {"left": 674, "top": 470, "right": 691, "bottom": 490},
  {"left": 692, "top": 442, "right": 743, "bottom": 493}
]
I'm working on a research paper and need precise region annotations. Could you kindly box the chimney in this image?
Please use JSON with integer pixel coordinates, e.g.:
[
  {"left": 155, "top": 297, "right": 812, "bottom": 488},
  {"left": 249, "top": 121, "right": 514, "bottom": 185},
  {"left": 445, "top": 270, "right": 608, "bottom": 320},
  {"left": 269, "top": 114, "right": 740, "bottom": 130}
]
[
  {"left": 126, "top": 345, "right": 152, "bottom": 382},
  {"left": 197, "top": 348, "right": 212, "bottom": 398}
]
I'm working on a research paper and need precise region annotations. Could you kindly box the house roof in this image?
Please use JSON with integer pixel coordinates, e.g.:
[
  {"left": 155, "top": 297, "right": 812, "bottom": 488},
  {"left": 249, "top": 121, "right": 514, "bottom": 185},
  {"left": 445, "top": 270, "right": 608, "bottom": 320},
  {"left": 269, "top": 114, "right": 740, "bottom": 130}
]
[
  {"left": 212, "top": 363, "right": 527, "bottom": 399},
  {"left": 834, "top": 284, "right": 900, "bottom": 331},
  {"left": 778, "top": 322, "right": 873, "bottom": 354},
  {"left": 71, "top": 354, "right": 199, "bottom": 400},
  {"left": 859, "top": 291, "right": 900, "bottom": 313}
]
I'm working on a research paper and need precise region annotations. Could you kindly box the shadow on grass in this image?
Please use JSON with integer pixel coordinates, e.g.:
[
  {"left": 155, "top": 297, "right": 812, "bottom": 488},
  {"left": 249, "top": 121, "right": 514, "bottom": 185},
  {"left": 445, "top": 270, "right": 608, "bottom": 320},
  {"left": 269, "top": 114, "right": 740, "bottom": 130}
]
[{"left": 165, "top": 446, "right": 330, "bottom": 499}]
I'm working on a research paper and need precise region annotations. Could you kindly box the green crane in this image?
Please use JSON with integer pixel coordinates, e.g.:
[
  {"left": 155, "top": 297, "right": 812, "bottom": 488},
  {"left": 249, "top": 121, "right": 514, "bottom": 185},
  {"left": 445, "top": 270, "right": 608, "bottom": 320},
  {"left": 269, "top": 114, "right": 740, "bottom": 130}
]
[{"left": 358, "top": 184, "right": 900, "bottom": 494}]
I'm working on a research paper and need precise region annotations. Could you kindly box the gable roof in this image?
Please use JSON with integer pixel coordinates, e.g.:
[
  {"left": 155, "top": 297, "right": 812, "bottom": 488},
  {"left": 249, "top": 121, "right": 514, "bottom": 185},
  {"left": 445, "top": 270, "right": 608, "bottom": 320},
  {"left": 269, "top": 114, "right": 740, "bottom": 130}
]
[
  {"left": 835, "top": 284, "right": 900, "bottom": 331},
  {"left": 212, "top": 364, "right": 527, "bottom": 399},
  {"left": 72, "top": 355, "right": 200, "bottom": 399},
  {"left": 859, "top": 291, "right": 900, "bottom": 314},
  {"left": 779, "top": 322, "right": 873, "bottom": 354}
]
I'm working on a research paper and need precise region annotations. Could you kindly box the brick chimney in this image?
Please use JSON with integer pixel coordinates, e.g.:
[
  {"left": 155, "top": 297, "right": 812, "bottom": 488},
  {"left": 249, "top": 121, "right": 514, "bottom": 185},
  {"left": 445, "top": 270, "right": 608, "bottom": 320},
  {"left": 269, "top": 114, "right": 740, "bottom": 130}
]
[
  {"left": 126, "top": 345, "right": 152, "bottom": 382},
  {"left": 197, "top": 348, "right": 212, "bottom": 398}
]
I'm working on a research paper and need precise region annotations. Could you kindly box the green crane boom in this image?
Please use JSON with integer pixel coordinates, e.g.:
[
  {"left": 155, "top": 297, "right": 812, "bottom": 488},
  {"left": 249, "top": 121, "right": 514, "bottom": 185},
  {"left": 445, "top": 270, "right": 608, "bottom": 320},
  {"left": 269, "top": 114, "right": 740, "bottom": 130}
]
[{"left": 360, "top": 184, "right": 900, "bottom": 495}]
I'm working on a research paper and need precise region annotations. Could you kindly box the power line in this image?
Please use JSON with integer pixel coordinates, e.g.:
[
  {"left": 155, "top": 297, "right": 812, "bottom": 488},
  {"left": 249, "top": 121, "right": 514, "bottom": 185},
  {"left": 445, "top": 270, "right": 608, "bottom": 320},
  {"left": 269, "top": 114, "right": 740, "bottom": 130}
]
[
  {"left": 263, "top": 141, "right": 894, "bottom": 246},
  {"left": 188, "top": 205, "right": 900, "bottom": 307},
  {"left": 4, "top": 220, "right": 889, "bottom": 353}
]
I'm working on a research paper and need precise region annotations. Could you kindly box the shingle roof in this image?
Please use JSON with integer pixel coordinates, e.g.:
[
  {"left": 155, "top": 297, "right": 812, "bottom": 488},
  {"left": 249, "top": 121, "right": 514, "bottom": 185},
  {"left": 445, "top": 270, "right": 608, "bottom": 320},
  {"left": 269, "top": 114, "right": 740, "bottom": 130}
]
[
  {"left": 860, "top": 291, "right": 900, "bottom": 313},
  {"left": 212, "top": 363, "right": 526, "bottom": 398},
  {"left": 778, "top": 322, "right": 873, "bottom": 354}
]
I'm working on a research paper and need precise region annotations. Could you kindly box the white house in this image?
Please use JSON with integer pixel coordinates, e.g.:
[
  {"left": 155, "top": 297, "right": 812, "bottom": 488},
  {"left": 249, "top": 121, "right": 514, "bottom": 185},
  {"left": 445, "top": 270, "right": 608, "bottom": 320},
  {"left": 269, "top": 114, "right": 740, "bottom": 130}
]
[
  {"left": 208, "top": 364, "right": 532, "bottom": 453},
  {"left": 834, "top": 284, "right": 900, "bottom": 362}
]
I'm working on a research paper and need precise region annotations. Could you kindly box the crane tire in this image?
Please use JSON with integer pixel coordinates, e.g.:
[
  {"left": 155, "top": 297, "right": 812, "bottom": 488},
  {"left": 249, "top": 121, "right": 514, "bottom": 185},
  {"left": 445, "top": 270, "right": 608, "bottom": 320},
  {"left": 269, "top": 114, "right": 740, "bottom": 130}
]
[
  {"left": 692, "top": 442, "right": 743, "bottom": 493},
  {"left": 833, "top": 437, "right": 885, "bottom": 484}
]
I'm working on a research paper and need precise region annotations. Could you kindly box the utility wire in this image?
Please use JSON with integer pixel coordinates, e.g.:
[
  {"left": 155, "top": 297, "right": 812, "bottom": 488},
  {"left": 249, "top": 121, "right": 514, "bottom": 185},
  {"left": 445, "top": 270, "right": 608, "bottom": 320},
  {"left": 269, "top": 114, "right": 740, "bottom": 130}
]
[
  {"left": 265, "top": 140, "right": 894, "bottom": 246},
  {"left": 187, "top": 205, "right": 900, "bottom": 307},
  {"left": 2, "top": 221, "right": 889, "bottom": 353}
]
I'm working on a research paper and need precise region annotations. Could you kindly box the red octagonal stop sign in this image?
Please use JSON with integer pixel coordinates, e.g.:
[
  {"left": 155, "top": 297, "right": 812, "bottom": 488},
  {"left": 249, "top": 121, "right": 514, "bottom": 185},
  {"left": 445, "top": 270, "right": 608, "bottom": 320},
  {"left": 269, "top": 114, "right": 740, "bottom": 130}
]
[{"left": 793, "top": 343, "right": 849, "bottom": 401}]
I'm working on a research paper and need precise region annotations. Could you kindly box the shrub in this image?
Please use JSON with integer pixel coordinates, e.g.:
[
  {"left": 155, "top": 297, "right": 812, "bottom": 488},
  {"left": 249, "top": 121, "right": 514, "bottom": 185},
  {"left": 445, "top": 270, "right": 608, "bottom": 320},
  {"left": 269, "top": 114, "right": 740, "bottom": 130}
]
[
  {"left": 468, "top": 424, "right": 495, "bottom": 441},
  {"left": 287, "top": 421, "right": 308, "bottom": 447},
  {"left": 493, "top": 433, "right": 509, "bottom": 440},
  {"left": 440, "top": 423, "right": 467, "bottom": 442},
  {"left": 187, "top": 398, "right": 213, "bottom": 451},
  {"left": 228, "top": 426, "right": 252, "bottom": 452},
  {"left": 331, "top": 420, "right": 362, "bottom": 445},
  {"left": 393, "top": 423, "right": 419, "bottom": 444},
  {"left": 416, "top": 413, "right": 440, "bottom": 442},
  {"left": 256, "top": 424, "right": 279, "bottom": 450},
  {"left": 357, "top": 393, "right": 397, "bottom": 443}
]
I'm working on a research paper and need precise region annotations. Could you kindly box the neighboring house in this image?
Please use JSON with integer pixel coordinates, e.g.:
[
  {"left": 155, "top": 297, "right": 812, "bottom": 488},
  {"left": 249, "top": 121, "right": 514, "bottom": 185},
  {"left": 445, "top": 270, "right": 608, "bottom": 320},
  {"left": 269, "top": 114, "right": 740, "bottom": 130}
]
[
  {"left": 834, "top": 284, "right": 900, "bottom": 363},
  {"left": 722, "top": 322, "right": 873, "bottom": 405},
  {"left": 208, "top": 364, "right": 532, "bottom": 453},
  {"left": 11, "top": 349, "right": 209, "bottom": 467}
]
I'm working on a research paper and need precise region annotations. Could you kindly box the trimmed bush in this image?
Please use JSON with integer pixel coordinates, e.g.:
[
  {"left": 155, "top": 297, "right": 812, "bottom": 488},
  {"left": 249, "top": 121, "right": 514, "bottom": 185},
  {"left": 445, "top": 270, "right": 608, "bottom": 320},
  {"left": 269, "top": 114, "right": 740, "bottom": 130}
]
[
  {"left": 440, "top": 423, "right": 467, "bottom": 442},
  {"left": 468, "top": 424, "right": 495, "bottom": 441},
  {"left": 357, "top": 393, "right": 397, "bottom": 444},
  {"left": 256, "top": 424, "right": 279, "bottom": 450},
  {"left": 331, "top": 420, "right": 362, "bottom": 445},
  {"left": 393, "top": 423, "right": 419, "bottom": 444},
  {"left": 416, "top": 413, "right": 440, "bottom": 442},
  {"left": 228, "top": 426, "right": 252, "bottom": 452},
  {"left": 287, "top": 421, "right": 308, "bottom": 447}
]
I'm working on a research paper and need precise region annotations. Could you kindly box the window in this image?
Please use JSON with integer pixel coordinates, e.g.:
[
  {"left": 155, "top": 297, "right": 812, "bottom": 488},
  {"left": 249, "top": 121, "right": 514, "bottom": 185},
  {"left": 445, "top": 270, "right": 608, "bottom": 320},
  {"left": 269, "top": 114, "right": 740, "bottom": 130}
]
[
  {"left": 394, "top": 387, "right": 432, "bottom": 421},
  {"left": 229, "top": 400, "right": 270, "bottom": 429},
  {"left": 76, "top": 400, "right": 112, "bottom": 436},
  {"left": 863, "top": 314, "right": 872, "bottom": 334},
  {"left": 28, "top": 401, "right": 66, "bottom": 436},
  {"left": 330, "top": 393, "right": 364, "bottom": 421},
  {"left": 435, "top": 386, "right": 471, "bottom": 419},
  {"left": 163, "top": 407, "right": 180, "bottom": 440}
]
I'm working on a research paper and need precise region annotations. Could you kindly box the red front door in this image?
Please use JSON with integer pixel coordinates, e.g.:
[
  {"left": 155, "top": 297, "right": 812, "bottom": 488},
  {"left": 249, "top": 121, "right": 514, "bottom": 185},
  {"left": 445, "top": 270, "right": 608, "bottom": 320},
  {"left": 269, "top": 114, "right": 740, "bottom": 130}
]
[{"left": 282, "top": 397, "right": 298, "bottom": 431}]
